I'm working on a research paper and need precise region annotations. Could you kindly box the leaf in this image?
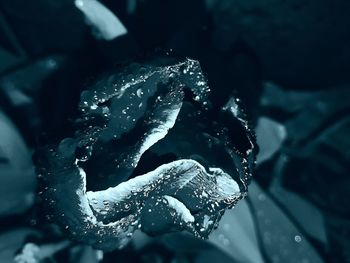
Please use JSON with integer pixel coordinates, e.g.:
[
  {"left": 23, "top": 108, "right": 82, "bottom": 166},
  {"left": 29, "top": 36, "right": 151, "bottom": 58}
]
[
  {"left": 209, "top": 200, "right": 265, "bottom": 263},
  {"left": 268, "top": 157, "right": 327, "bottom": 245},
  {"left": 261, "top": 84, "right": 350, "bottom": 262},
  {"left": 0, "top": 228, "right": 40, "bottom": 263},
  {"left": 74, "top": 0, "right": 127, "bottom": 40},
  {"left": 255, "top": 117, "right": 286, "bottom": 165},
  {"left": 14, "top": 240, "right": 70, "bottom": 263},
  {"left": 248, "top": 182, "right": 325, "bottom": 263},
  {"left": 0, "top": 110, "right": 36, "bottom": 217}
]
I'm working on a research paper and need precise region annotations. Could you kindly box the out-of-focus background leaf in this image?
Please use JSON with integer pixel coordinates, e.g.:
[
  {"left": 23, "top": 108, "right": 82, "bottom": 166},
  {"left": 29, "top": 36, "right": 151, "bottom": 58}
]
[{"left": 0, "top": 110, "right": 36, "bottom": 216}]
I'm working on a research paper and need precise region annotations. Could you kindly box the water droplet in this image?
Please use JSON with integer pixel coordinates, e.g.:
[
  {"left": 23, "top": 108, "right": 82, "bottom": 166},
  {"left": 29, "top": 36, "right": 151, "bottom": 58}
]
[
  {"left": 294, "top": 235, "right": 302, "bottom": 243},
  {"left": 136, "top": 88, "right": 143, "bottom": 98}
]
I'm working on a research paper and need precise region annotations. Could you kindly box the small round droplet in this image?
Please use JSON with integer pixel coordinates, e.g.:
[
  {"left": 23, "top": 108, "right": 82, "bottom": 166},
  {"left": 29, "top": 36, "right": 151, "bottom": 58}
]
[{"left": 294, "top": 235, "right": 302, "bottom": 243}]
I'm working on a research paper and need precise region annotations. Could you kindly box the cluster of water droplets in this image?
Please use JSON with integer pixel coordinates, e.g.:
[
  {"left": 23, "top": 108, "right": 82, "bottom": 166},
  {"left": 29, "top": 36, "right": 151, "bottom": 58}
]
[{"left": 36, "top": 58, "right": 256, "bottom": 251}]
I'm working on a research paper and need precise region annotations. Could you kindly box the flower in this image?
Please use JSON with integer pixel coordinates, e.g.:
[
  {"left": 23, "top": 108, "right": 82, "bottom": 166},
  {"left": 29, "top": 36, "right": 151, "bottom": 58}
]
[{"left": 36, "top": 57, "right": 256, "bottom": 251}]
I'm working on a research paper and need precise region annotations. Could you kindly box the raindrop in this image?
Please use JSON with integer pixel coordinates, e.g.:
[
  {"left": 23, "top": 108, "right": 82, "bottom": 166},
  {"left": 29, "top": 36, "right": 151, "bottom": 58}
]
[
  {"left": 294, "top": 235, "right": 302, "bottom": 243},
  {"left": 136, "top": 88, "right": 143, "bottom": 98}
]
